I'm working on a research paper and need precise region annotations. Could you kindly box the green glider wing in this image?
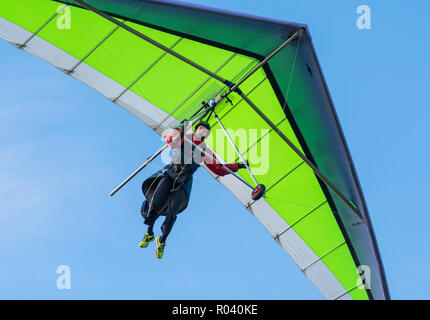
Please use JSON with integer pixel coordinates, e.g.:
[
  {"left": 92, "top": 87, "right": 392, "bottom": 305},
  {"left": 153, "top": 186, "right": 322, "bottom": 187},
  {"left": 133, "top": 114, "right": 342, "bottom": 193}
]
[{"left": 0, "top": 0, "right": 389, "bottom": 299}]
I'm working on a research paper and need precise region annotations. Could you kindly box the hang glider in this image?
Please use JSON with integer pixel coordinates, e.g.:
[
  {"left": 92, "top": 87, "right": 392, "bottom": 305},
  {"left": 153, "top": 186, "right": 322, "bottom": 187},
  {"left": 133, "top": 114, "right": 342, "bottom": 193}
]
[{"left": 0, "top": 0, "right": 389, "bottom": 300}]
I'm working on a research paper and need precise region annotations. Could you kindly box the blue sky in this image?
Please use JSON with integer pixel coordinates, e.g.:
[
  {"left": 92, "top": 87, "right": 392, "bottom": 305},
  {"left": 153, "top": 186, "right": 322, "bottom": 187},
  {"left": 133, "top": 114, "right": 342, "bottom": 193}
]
[{"left": 0, "top": 0, "right": 428, "bottom": 299}]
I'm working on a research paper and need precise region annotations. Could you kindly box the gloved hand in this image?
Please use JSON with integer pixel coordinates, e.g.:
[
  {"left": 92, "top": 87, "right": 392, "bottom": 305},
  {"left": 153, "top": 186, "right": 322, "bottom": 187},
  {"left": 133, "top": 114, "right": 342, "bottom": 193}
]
[{"left": 238, "top": 159, "right": 249, "bottom": 169}]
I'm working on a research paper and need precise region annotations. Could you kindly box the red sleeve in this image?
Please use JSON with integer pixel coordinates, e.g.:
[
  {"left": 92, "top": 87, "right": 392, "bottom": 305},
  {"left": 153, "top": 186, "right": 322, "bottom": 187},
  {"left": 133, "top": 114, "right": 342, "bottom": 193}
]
[
  {"left": 203, "top": 148, "right": 239, "bottom": 176},
  {"left": 164, "top": 128, "right": 184, "bottom": 149},
  {"left": 206, "top": 162, "right": 239, "bottom": 176}
]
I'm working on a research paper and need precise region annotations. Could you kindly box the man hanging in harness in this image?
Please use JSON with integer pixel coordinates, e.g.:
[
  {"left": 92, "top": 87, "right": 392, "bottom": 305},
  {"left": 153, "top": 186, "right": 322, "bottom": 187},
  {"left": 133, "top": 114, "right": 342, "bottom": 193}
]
[{"left": 139, "top": 119, "right": 249, "bottom": 258}]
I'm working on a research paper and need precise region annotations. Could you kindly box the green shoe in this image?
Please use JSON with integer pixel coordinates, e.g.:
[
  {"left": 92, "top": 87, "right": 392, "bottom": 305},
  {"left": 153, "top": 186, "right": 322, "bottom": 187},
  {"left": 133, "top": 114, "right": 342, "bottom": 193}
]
[
  {"left": 139, "top": 233, "right": 154, "bottom": 248},
  {"left": 155, "top": 236, "right": 165, "bottom": 259}
]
